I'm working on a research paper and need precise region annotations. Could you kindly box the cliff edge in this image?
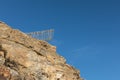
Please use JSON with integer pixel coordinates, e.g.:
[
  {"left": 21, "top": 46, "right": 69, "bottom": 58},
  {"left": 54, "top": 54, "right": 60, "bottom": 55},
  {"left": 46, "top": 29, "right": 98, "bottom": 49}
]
[{"left": 0, "top": 21, "right": 83, "bottom": 80}]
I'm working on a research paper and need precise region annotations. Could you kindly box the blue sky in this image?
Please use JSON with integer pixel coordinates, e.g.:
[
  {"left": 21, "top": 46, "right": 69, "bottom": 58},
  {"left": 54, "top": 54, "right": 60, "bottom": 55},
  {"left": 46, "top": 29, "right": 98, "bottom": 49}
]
[{"left": 0, "top": 0, "right": 120, "bottom": 80}]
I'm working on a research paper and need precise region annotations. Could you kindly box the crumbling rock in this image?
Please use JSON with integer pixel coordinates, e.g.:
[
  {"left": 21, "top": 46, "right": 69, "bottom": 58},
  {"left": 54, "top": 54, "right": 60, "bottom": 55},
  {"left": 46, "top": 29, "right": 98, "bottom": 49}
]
[{"left": 0, "top": 21, "right": 83, "bottom": 80}]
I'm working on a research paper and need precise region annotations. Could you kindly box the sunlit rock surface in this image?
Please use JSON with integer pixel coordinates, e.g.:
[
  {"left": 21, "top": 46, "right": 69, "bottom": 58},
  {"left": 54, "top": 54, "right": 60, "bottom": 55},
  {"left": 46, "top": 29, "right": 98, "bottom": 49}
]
[{"left": 0, "top": 21, "right": 83, "bottom": 80}]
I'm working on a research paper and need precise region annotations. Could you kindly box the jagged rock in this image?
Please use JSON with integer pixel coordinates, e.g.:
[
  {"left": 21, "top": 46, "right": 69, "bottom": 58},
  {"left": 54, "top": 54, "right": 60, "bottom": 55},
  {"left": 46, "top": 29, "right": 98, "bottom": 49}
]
[{"left": 0, "top": 21, "right": 83, "bottom": 80}]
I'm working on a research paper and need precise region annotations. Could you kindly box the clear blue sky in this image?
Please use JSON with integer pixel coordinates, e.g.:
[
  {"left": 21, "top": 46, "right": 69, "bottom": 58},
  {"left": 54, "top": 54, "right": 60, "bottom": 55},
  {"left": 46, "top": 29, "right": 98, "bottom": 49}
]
[{"left": 0, "top": 0, "right": 120, "bottom": 80}]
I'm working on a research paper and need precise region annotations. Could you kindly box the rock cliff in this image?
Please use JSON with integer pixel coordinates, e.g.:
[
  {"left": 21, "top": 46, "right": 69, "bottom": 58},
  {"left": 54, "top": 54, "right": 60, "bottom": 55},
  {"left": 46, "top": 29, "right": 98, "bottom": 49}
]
[{"left": 0, "top": 21, "right": 83, "bottom": 80}]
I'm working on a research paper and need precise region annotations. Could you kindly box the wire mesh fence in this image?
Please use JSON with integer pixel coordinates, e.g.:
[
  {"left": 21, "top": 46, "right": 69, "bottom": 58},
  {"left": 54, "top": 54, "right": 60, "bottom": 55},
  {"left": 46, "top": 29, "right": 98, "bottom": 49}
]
[{"left": 26, "top": 29, "right": 54, "bottom": 41}]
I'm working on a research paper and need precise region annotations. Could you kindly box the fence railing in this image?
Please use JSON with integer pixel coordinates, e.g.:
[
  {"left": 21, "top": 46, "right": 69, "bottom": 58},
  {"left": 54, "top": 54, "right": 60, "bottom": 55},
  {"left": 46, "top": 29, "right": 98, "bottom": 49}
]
[{"left": 26, "top": 29, "right": 54, "bottom": 41}]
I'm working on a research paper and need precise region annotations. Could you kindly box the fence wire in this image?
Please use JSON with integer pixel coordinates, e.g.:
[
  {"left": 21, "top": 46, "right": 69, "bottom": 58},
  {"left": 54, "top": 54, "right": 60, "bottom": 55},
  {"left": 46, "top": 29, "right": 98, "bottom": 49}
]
[{"left": 26, "top": 29, "right": 54, "bottom": 41}]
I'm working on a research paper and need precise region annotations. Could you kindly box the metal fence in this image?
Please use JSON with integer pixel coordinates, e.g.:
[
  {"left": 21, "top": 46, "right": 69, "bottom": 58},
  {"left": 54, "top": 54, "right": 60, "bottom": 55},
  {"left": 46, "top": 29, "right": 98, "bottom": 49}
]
[{"left": 26, "top": 29, "right": 54, "bottom": 41}]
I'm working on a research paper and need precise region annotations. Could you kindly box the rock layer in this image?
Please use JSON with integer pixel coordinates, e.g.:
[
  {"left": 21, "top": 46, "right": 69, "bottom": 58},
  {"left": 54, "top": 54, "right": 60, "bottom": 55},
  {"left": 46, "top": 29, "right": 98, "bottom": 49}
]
[{"left": 0, "top": 22, "right": 83, "bottom": 80}]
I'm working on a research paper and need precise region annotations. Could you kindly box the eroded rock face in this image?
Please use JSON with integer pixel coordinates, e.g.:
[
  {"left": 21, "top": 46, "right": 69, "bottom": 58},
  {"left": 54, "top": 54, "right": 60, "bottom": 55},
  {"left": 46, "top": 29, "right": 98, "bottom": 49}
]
[{"left": 0, "top": 21, "right": 83, "bottom": 80}]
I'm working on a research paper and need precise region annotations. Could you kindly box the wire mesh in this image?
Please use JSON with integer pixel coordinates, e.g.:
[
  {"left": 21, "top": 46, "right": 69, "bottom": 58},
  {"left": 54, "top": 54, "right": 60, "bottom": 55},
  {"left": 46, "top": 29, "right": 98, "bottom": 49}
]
[{"left": 26, "top": 29, "right": 54, "bottom": 41}]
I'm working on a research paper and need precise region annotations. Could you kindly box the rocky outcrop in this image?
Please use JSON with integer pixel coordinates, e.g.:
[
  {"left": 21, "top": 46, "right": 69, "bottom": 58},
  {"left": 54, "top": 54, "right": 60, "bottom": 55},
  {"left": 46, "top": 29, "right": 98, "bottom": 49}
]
[{"left": 0, "top": 21, "right": 83, "bottom": 80}]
